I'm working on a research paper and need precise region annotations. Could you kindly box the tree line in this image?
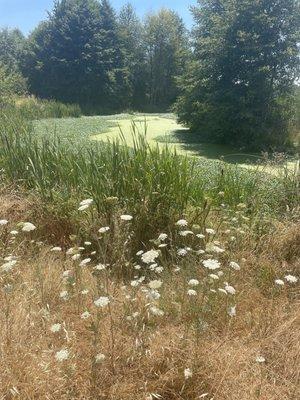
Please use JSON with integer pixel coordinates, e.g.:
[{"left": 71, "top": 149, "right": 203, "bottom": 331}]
[
  {"left": 0, "top": 0, "right": 189, "bottom": 113},
  {"left": 0, "top": 0, "right": 299, "bottom": 150}
]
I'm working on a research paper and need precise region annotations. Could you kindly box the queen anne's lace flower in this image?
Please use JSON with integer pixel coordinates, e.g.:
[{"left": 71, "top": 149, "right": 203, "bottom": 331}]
[
  {"left": 94, "top": 296, "right": 110, "bottom": 307},
  {"left": 22, "top": 222, "right": 36, "bottom": 232},
  {"left": 202, "top": 258, "right": 221, "bottom": 270},
  {"left": 55, "top": 349, "right": 69, "bottom": 362},
  {"left": 141, "top": 249, "right": 159, "bottom": 264}
]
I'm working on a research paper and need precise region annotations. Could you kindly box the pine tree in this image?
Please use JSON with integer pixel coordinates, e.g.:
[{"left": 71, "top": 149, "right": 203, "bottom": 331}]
[
  {"left": 144, "top": 9, "right": 189, "bottom": 110},
  {"left": 176, "top": 0, "right": 300, "bottom": 150},
  {"left": 23, "top": 0, "right": 127, "bottom": 111},
  {"left": 118, "top": 3, "right": 147, "bottom": 109}
]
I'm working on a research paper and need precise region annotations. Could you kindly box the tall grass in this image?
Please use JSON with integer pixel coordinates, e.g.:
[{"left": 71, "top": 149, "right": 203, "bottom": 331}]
[
  {"left": 14, "top": 96, "right": 82, "bottom": 119},
  {"left": 0, "top": 108, "right": 298, "bottom": 242}
]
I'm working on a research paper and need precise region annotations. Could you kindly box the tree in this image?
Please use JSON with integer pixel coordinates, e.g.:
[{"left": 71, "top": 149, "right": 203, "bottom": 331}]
[
  {"left": 176, "top": 0, "right": 300, "bottom": 150},
  {"left": 0, "top": 28, "right": 26, "bottom": 71},
  {"left": 23, "top": 0, "right": 126, "bottom": 111},
  {"left": 0, "top": 63, "right": 27, "bottom": 106},
  {"left": 144, "top": 9, "right": 189, "bottom": 110},
  {"left": 118, "top": 3, "right": 147, "bottom": 108}
]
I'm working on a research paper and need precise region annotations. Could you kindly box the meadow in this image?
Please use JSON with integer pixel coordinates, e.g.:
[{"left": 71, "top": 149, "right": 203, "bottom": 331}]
[{"left": 0, "top": 105, "right": 299, "bottom": 399}]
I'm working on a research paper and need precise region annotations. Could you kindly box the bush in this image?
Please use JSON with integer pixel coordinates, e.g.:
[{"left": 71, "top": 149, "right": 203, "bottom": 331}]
[{"left": 14, "top": 96, "right": 82, "bottom": 119}]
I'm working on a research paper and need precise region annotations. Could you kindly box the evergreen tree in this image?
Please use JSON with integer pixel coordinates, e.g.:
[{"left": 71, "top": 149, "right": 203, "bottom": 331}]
[
  {"left": 176, "top": 0, "right": 300, "bottom": 150},
  {"left": 23, "top": 0, "right": 126, "bottom": 111},
  {"left": 0, "top": 28, "right": 26, "bottom": 71},
  {"left": 144, "top": 9, "right": 189, "bottom": 110},
  {"left": 118, "top": 3, "right": 147, "bottom": 108}
]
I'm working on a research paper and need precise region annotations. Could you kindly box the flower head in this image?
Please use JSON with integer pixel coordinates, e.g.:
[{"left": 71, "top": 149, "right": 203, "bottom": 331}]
[
  {"left": 202, "top": 258, "right": 221, "bottom": 270},
  {"left": 120, "top": 215, "right": 133, "bottom": 221},
  {"left": 184, "top": 368, "right": 193, "bottom": 379},
  {"left": 94, "top": 296, "right": 110, "bottom": 308},
  {"left": 188, "top": 279, "right": 199, "bottom": 286},
  {"left": 176, "top": 219, "right": 188, "bottom": 227},
  {"left": 22, "top": 222, "right": 36, "bottom": 232},
  {"left": 284, "top": 275, "right": 298, "bottom": 283},
  {"left": 141, "top": 249, "right": 159, "bottom": 264},
  {"left": 99, "top": 226, "right": 110, "bottom": 233},
  {"left": 148, "top": 280, "right": 162, "bottom": 290},
  {"left": 50, "top": 323, "right": 61, "bottom": 333},
  {"left": 229, "top": 261, "right": 241, "bottom": 271},
  {"left": 55, "top": 349, "right": 69, "bottom": 362}
]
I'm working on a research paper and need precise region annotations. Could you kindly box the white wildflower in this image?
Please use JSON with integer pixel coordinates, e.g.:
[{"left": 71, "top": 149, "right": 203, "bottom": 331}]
[
  {"left": 177, "top": 248, "right": 188, "bottom": 256},
  {"left": 60, "top": 290, "right": 69, "bottom": 300},
  {"left": 184, "top": 368, "right": 193, "bottom": 379},
  {"left": 95, "top": 353, "right": 106, "bottom": 363},
  {"left": 80, "top": 198, "right": 93, "bottom": 206},
  {"left": 202, "top": 258, "right": 221, "bottom": 270},
  {"left": 148, "top": 280, "right": 162, "bottom": 290},
  {"left": 145, "top": 289, "right": 161, "bottom": 300},
  {"left": 81, "top": 311, "right": 91, "bottom": 319},
  {"left": 0, "top": 219, "right": 8, "bottom": 225},
  {"left": 206, "top": 243, "right": 225, "bottom": 253},
  {"left": 275, "top": 279, "right": 285, "bottom": 286},
  {"left": 179, "top": 230, "right": 194, "bottom": 237},
  {"left": 10, "top": 230, "right": 18, "bottom": 235},
  {"left": 155, "top": 266, "right": 164, "bottom": 273},
  {"left": 136, "top": 250, "right": 144, "bottom": 256},
  {"left": 1, "top": 260, "right": 17, "bottom": 273},
  {"left": 98, "top": 226, "right": 110, "bottom": 233},
  {"left": 50, "top": 323, "right": 61, "bottom": 333},
  {"left": 229, "top": 261, "right": 241, "bottom": 271},
  {"left": 79, "top": 258, "right": 91, "bottom": 267},
  {"left": 149, "top": 306, "right": 164, "bottom": 316},
  {"left": 158, "top": 233, "right": 168, "bottom": 241},
  {"left": 188, "top": 279, "right": 199, "bottom": 286},
  {"left": 81, "top": 289, "right": 89, "bottom": 295},
  {"left": 284, "top": 275, "right": 298, "bottom": 283},
  {"left": 55, "top": 349, "right": 69, "bottom": 362},
  {"left": 187, "top": 289, "right": 197, "bottom": 296},
  {"left": 51, "top": 247, "right": 62, "bottom": 252},
  {"left": 209, "top": 274, "right": 219, "bottom": 280},
  {"left": 256, "top": 355, "right": 266, "bottom": 363},
  {"left": 22, "top": 222, "right": 36, "bottom": 232},
  {"left": 131, "top": 280, "right": 140, "bottom": 287},
  {"left": 176, "top": 219, "right": 188, "bottom": 227},
  {"left": 141, "top": 249, "right": 159, "bottom": 264},
  {"left": 120, "top": 215, "right": 133, "bottom": 221},
  {"left": 94, "top": 296, "right": 110, "bottom": 308},
  {"left": 196, "top": 233, "right": 205, "bottom": 239},
  {"left": 94, "top": 264, "right": 106, "bottom": 271},
  {"left": 72, "top": 253, "right": 81, "bottom": 261},
  {"left": 228, "top": 305, "right": 236, "bottom": 317},
  {"left": 206, "top": 228, "right": 215, "bottom": 235},
  {"left": 224, "top": 285, "right": 236, "bottom": 295},
  {"left": 84, "top": 241, "right": 92, "bottom": 246}
]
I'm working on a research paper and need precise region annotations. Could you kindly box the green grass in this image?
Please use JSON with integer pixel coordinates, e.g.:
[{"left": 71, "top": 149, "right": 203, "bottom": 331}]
[{"left": 1, "top": 108, "right": 299, "bottom": 224}]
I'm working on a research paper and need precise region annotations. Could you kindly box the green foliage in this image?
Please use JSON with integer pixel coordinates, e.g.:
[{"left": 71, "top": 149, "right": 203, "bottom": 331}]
[
  {"left": 118, "top": 3, "right": 148, "bottom": 109},
  {"left": 0, "top": 28, "right": 26, "bottom": 71},
  {"left": 0, "top": 107, "right": 298, "bottom": 240},
  {"left": 22, "top": 0, "right": 127, "bottom": 111},
  {"left": 0, "top": 64, "right": 27, "bottom": 106},
  {"left": 15, "top": 97, "right": 82, "bottom": 119},
  {"left": 176, "top": 0, "right": 300, "bottom": 150},
  {"left": 144, "top": 9, "right": 190, "bottom": 110}
]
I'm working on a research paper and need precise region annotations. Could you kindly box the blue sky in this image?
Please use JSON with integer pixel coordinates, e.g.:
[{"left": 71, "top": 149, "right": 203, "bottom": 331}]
[{"left": 0, "top": 0, "right": 196, "bottom": 35}]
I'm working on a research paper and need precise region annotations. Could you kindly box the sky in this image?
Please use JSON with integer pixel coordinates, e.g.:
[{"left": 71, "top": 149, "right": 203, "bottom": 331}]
[{"left": 0, "top": 0, "right": 196, "bottom": 35}]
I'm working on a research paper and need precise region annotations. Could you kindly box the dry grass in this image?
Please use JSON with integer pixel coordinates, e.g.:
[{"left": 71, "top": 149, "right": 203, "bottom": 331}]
[{"left": 0, "top": 192, "right": 299, "bottom": 400}]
